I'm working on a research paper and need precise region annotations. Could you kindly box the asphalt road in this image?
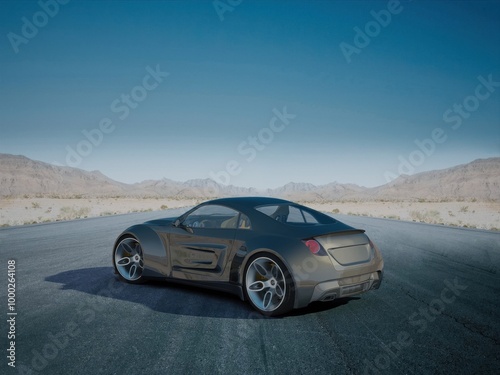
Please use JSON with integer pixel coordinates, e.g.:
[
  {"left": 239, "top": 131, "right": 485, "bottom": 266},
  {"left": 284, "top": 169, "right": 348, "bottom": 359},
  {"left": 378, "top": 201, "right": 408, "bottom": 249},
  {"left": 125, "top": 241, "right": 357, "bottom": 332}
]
[{"left": 0, "top": 209, "right": 499, "bottom": 375}]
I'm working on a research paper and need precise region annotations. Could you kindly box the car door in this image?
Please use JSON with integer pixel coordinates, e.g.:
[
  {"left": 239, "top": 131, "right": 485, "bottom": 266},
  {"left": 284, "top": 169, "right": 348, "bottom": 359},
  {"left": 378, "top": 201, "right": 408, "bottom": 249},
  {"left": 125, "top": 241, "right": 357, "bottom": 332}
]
[{"left": 168, "top": 204, "right": 240, "bottom": 281}]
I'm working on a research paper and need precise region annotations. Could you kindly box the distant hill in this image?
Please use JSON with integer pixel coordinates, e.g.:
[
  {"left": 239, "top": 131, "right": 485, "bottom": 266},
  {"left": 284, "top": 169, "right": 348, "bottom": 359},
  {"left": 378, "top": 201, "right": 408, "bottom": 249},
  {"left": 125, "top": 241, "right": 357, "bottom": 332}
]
[
  {"left": 0, "top": 154, "right": 130, "bottom": 197},
  {"left": 0, "top": 154, "right": 256, "bottom": 198},
  {"left": 133, "top": 178, "right": 258, "bottom": 198},
  {"left": 363, "top": 158, "right": 500, "bottom": 201},
  {"left": 0, "top": 153, "right": 498, "bottom": 201},
  {"left": 267, "top": 181, "right": 367, "bottom": 202}
]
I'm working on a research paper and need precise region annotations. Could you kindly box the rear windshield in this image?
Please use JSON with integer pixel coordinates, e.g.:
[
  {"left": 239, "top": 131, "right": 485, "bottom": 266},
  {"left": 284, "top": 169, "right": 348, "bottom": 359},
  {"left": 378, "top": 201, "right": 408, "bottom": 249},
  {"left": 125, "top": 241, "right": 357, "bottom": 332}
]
[{"left": 255, "top": 204, "right": 321, "bottom": 225}]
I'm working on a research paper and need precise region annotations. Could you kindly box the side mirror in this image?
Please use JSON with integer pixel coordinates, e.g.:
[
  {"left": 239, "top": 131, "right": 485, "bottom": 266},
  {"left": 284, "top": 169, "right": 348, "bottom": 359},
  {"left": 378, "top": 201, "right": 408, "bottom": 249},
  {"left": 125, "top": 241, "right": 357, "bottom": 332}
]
[{"left": 173, "top": 218, "right": 193, "bottom": 233}]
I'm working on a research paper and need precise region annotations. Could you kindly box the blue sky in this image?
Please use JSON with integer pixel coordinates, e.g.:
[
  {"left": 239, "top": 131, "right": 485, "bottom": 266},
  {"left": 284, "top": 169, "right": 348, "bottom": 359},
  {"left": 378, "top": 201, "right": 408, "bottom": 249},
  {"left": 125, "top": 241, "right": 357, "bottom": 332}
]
[{"left": 1, "top": 0, "right": 499, "bottom": 189}]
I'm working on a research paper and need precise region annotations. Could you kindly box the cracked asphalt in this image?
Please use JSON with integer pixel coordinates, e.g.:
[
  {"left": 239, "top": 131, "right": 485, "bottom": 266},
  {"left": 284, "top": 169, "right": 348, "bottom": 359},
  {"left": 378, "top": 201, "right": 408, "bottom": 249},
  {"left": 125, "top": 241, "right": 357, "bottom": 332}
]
[{"left": 0, "top": 209, "right": 499, "bottom": 374}]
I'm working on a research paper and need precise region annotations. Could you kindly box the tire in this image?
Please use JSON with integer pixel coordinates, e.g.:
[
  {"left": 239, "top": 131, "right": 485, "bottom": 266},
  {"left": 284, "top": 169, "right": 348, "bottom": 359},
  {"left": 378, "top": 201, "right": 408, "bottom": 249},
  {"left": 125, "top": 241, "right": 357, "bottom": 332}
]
[
  {"left": 243, "top": 253, "right": 295, "bottom": 316},
  {"left": 113, "top": 235, "right": 146, "bottom": 284}
]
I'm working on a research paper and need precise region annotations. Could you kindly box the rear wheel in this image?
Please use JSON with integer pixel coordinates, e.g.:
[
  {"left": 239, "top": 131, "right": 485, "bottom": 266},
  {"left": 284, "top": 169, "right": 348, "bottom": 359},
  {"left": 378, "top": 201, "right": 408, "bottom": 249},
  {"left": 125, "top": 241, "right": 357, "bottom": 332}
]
[
  {"left": 244, "top": 254, "right": 294, "bottom": 316},
  {"left": 113, "top": 236, "right": 145, "bottom": 284}
]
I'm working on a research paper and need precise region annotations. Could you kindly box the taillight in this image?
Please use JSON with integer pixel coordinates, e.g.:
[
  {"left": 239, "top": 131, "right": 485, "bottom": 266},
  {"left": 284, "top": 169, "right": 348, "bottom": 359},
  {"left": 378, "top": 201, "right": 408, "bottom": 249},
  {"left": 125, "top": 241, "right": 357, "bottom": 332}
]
[{"left": 304, "top": 240, "right": 321, "bottom": 254}]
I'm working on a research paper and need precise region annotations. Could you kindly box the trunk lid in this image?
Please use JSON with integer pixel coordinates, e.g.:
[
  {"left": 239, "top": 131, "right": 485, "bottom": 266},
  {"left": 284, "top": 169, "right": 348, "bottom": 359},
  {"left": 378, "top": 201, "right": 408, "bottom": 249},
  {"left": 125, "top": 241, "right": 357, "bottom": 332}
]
[{"left": 315, "top": 232, "right": 373, "bottom": 266}]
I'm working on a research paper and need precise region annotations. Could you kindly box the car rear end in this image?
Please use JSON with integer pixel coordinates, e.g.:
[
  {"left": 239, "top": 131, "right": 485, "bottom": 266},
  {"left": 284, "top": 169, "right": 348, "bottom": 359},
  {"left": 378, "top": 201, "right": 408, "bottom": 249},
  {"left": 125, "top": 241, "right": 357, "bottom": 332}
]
[{"left": 294, "top": 230, "right": 384, "bottom": 308}]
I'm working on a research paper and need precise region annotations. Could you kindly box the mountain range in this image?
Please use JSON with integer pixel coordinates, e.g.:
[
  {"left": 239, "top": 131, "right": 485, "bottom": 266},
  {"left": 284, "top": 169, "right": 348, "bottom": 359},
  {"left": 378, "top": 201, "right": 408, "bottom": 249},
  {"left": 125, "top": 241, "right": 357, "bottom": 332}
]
[{"left": 0, "top": 153, "right": 499, "bottom": 201}]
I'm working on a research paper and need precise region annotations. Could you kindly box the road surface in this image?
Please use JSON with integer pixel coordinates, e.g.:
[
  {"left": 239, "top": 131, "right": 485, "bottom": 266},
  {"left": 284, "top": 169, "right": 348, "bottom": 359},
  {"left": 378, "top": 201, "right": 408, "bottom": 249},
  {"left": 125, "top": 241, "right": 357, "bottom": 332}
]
[{"left": 0, "top": 209, "right": 499, "bottom": 374}]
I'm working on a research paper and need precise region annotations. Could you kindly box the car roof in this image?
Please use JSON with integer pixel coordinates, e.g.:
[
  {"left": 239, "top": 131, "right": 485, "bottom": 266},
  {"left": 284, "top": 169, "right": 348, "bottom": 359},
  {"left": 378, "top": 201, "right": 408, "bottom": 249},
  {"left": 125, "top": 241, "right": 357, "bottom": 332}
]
[
  {"left": 207, "top": 196, "right": 291, "bottom": 210},
  {"left": 199, "top": 196, "right": 349, "bottom": 236}
]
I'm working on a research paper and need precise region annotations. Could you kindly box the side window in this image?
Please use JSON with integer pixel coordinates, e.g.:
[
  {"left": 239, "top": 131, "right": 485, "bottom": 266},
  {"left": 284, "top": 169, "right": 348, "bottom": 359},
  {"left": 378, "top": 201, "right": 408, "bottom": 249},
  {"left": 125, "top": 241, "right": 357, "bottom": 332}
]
[
  {"left": 256, "top": 205, "right": 278, "bottom": 216},
  {"left": 302, "top": 210, "right": 319, "bottom": 224},
  {"left": 183, "top": 205, "right": 239, "bottom": 229},
  {"left": 238, "top": 213, "right": 252, "bottom": 230},
  {"left": 256, "top": 204, "right": 320, "bottom": 225},
  {"left": 255, "top": 205, "right": 288, "bottom": 222},
  {"left": 287, "top": 206, "right": 306, "bottom": 223}
]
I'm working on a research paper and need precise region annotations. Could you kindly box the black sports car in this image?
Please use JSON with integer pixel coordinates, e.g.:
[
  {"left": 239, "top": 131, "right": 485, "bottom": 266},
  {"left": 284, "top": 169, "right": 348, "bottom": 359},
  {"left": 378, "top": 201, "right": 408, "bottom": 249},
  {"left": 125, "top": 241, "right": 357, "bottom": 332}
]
[{"left": 113, "top": 197, "right": 384, "bottom": 316}]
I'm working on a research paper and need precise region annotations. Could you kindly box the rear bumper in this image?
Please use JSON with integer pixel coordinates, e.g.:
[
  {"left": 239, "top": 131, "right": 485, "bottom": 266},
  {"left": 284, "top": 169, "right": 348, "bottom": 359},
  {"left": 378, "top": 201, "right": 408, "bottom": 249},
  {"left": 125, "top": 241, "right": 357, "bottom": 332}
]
[{"left": 308, "top": 270, "right": 383, "bottom": 304}]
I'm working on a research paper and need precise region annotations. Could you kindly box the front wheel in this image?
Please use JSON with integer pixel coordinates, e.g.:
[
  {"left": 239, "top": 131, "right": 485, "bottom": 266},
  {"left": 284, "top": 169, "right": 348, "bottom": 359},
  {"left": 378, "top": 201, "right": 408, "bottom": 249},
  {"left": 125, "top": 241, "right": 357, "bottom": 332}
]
[
  {"left": 113, "top": 236, "right": 145, "bottom": 284},
  {"left": 244, "top": 254, "right": 295, "bottom": 316}
]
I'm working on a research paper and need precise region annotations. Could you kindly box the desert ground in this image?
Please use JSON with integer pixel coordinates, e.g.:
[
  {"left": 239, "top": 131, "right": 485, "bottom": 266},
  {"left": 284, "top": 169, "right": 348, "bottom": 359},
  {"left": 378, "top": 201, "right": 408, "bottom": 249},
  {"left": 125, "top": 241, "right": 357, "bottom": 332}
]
[
  {"left": 305, "top": 200, "right": 500, "bottom": 230},
  {"left": 0, "top": 197, "right": 198, "bottom": 227},
  {"left": 0, "top": 197, "right": 498, "bottom": 231}
]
